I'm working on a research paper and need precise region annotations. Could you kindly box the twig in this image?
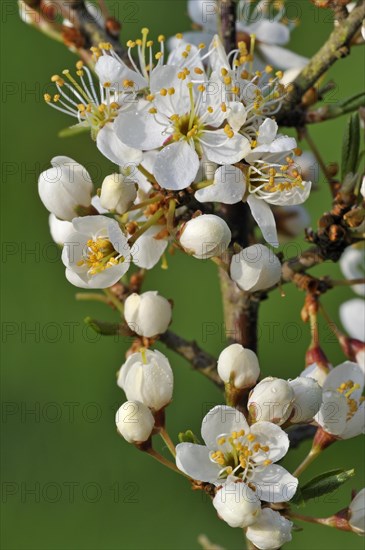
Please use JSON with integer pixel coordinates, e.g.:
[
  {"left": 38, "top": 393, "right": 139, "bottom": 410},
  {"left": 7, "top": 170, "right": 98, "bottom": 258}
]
[
  {"left": 219, "top": 0, "right": 237, "bottom": 53},
  {"left": 278, "top": 0, "right": 365, "bottom": 126},
  {"left": 159, "top": 330, "right": 222, "bottom": 387}
]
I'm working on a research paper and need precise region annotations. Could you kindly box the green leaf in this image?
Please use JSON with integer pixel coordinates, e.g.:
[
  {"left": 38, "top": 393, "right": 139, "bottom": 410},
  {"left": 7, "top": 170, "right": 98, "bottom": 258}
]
[
  {"left": 291, "top": 468, "right": 355, "bottom": 506},
  {"left": 178, "top": 430, "right": 200, "bottom": 444},
  {"left": 341, "top": 113, "right": 360, "bottom": 179},
  {"left": 58, "top": 123, "right": 89, "bottom": 138},
  {"left": 84, "top": 317, "right": 121, "bottom": 336}
]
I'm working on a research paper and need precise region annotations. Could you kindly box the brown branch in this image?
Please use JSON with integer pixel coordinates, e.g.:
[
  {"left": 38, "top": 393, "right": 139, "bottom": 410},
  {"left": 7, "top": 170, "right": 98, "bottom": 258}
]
[
  {"left": 159, "top": 330, "right": 222, "bottom": 387},
  {"left": 277, "top": 0, "right": 365, "bottom": 126},
  {"left": 219, "top": 0, "right": 237, "bottom": 53}
]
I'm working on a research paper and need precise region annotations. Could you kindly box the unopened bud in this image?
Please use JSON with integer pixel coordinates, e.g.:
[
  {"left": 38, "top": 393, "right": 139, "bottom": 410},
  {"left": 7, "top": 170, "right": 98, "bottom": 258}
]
[
  {"left": 179, "top": 214, "right": 231, "bottom": 259},
  {"left": 115, "top": 400, "right": 155, "bottom": 443},
  {"left": 124, "top": 291, "right": 172, "bottom": 337},
  {"left": 217, "top": 343, "right": 260, "bottom": 389},
  {"left": 230, "top": 244, "right": 282, "bottom": 292},
  {"left": 248, "top": 377, "right": 295, "bottom": 425}
]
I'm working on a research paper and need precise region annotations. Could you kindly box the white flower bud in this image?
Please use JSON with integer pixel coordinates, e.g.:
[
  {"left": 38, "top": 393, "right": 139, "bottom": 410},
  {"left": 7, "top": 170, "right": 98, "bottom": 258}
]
[
  {"left": 246, "top": 508, "right": 293, "bottom": 550},
  {"left": 217, "top": 343, "right": 260, "bottom": 389},
  {"left": 100, "top": 173, "right": 137, "bottom": 215},
  {"left": 213, "top": 482, "right": 261, "bottom": 529},
  {"left": 38, "top": 156, "right": 93, "bottom": 220},
  {"left": 289, "top": 377, "right": 322, "bottom": 423},
  {"left": 180, "top": 214, "right": 231, "bottom": 259},
  {"left": 124, "top": 291, "right": 172, "bottom": 337},
  {"left": 48, "top": 214, "right": 73, "bottom": 246},
  {"left": 115, "top": 400, "right": 154, "bottom": 443},
  {"left": 248, "top": 377, "right": 295, "bottom": 425},
  {"left": 301, "top": 363, "right": 330, "bottom": 387},
  {"left": 349, "top": 488, "right": 365, "bottom": 535},
  {"left": 117, "top": 349, "right": 173, "bottom": 411},
  {"left": 230, "top": 244, "right": 282, "bottom": 292}
]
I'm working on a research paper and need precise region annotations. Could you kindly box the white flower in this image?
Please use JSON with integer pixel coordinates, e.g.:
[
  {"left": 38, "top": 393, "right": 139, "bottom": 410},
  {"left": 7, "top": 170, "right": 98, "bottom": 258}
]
[
  {"left": 124, "top": 291, "right": 172, "bottom": 337},
  {"left": 230, "top": 244, "right": 282, "bottom": 292},
  {"left": 44, "top": 63, "right": 142, "bottom": 166},
  {"left": 246, "top": 508, "right": 293, "bottom": 550},
  {"left": 180, "top": 214, "right": 231, "bottom": 259},
  {"left": 195, "top": 165, "right": 246, "bottom": 204},
  {"left": 248, "top": 377, "right": 295, "bottom": 425},
  {"left": 217, "top": 343, "right": 260, "bottom": 389},
  {"left": 349, "top": 488, "right": 365, "bottom": 535},
  {"left": 115, "top": 400, "right": 155, "bottom": 443},
  {"left": 62, "top": 215, "right": 131, "bottom": 288},
  {"left": 213, "top": 481, "right": 261, "bottom": 528},
  {"left": 170, "top": 0, "right": 307, "bottom": 71},
  {"left": 289, "top": 377, "right": 322, "bottom": 423},
  {"left": 117, "top": 348, "right": 173, "bottom": 411},
  {"left": 340, "top": 245, "right": 365, "bottom": 296},
  {"left": 99, "top": 172, "right": 137, "bottom": 214},
  {"left": 340, "top": 299, "right": 365, "bottom": 341},
  {"left": 176, "top": 405, "right": 298, "bottom": 503},
  {"left": 315, "top": 361, "right": 365, "bottom": 439},
  {"left": 48, "top": 214, "right": 73, "bottom": 246},
  {"left": 114, "top": 67, "right": 250, "bottom": 190},
  {"left": 38, "top": 156, "right": 93, "bottom": 221},
  {"left": 245, "top": 129, "right": 312, "bottom": 247}
]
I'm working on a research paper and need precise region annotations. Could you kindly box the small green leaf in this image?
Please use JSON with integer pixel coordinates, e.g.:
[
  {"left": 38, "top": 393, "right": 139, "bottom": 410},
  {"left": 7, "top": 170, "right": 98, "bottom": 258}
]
[
  {"left": 292, "top": 468, "right": 355, "bottom": 506},
  {"left": 178, "top": 430, "right": 200, "bottom": 444},
  {"left": 84, "top": 317, "right": 121, "bottom": 336},
  {"left": 342, "top": 113, "right": 360, "bottom": 179}
]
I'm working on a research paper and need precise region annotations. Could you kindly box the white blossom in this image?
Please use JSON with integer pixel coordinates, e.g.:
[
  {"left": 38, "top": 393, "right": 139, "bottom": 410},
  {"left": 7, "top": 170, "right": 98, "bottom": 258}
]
[
  {"left": 62, "top": 215, "right": 130, "bottom": 288},
  {"left": 315, "top": 361, "right": 365, "bottom": 439},
  {"left": 180, "top": 214, "right": 231, "bottom": 259},
  {"left": 124, "top": 291, "right": 172, "bottom": 337},
  {"left": 44, "top": 63, "right": 142, "bottom": 166},
  {"left": 246, "top": 508, "right": 293, "bottom": 550},
  {"left": 301, "top": 362, "right": 330, "bottom": 387},
  {"left": 38, "top": 156, "right": 93, "bottom": 221},
  {"left": 349, "top": 488, "right": 365, "bottom": 535},
  {"left": 248, "top": 377, "right": 295, "bottom": 425},
  {"left": 230, "top": 244, "right": 282, "bottom": 292},
  {"left": 117, "top": 348, "right": 173, "bottom": 411},
  {"left": 195, "top": 165, "right": 246, "bottom": 204},
  {"left": 217, "top": 343, "right": 260, "bottom": 389},
  {"left": 100, "top": 172, "right": 137, "bottom": 214},
  {"left": 169, "top": 0, "right": 308, "bottom": 71},
  {"left": 115, "top": 400, "right": 155, "bottom": 443},
  {"left": 114, "top": 64, "right": 251, "bottom": 190},
  {"left": 176, "top": 405, "right": 298, "bottom": 503},
  {"left": 131, "top": 226, "right": 168, "bottom": 270},
  {"left": 213, "top": 481, "right": 261, "bottom": 528}
]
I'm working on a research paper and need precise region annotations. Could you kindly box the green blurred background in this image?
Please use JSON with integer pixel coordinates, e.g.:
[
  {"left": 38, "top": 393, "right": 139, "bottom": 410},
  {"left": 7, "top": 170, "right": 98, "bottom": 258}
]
[{"left": 1, "top": 1, "right": 364, "bottom": 549}]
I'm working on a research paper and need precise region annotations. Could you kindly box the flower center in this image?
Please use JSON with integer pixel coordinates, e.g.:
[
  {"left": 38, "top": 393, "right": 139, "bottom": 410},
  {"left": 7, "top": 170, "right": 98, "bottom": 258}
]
[
  {"left": 78, "top": 238, "right": 121, "bottom": 276},
  {"left": 210, "top": 430, "right": 272, "bottom": 482},
  {"left": 248, "top": 157, "right": 304, "bottom": 196}
]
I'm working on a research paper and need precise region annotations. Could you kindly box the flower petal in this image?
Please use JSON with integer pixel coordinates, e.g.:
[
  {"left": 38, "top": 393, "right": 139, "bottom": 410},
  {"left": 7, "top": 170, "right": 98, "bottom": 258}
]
[
  {"left": 201, "top": 130, "right": 251, "bottom": 164},
  {"left": 154, "top": 141, "right": 200, "bottom": 190},
  {"left": 195, "top": 165, "right": 246, "bottom": 204},
  {"left": 250, "top": 422, "right": 290, "bottom": 464},
  {"left": 258, "top": 44, "right": 308, "bottom": 71},
  {"left": 251, "top": 464, "right": 298, "bottom": 503},
  {"left": 96, "top": 124, "right": 142, "bottom": 166},
  {"left": 247, "top": 195, "right": 279, "bottom": 248},
  {"left": 340, "top": 298, "right": 365, "bottom": 341},
  {"left": 323, "top": 361, "right": 364, "bottom": 396},
  {"left": 114, "top": 109, "right": 164, "bottom": 150},
  {"left": 175, "top": 442, "right": 219, "bottom": 482},
  {"left": 247, "top": 20, "right": 290, "bottom": 45},
  {"left": 201, "top": 405, "right": 249, "bottom": 449},
  {"left": 131, "top": 226, "right": 168, "bottom": 269},
  {"left": 341, "top": 402, "right": 365, "bottom": 440},
  {"left": 315, "top": 390, "right": 348, "bottom": 436}
]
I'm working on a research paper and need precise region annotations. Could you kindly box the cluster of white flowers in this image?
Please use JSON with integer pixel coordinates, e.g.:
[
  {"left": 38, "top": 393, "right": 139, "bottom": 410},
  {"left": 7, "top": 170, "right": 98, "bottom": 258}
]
[
  {"left": 32, "top": 10, "right": 365, "bottom": 549},
  {"left": 39, "top": 30, "right": 314, "bottom": 296}
]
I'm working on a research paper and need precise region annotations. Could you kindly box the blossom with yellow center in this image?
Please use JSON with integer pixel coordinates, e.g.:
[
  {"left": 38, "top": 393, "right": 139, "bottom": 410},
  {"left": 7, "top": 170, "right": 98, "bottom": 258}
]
[{"left": 176, "top": 405, "right": 298, "bottom": 503}]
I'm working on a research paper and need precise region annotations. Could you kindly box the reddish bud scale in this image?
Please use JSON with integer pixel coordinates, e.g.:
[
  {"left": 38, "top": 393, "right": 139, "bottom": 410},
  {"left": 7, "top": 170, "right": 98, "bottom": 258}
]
[
  {"left": 305, "top": 345, "right": 331, "bottom": 370},
  {"left": 313, "top": 427, "right": 336, "bottom": 452}
]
